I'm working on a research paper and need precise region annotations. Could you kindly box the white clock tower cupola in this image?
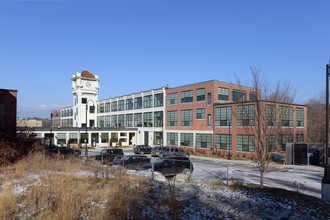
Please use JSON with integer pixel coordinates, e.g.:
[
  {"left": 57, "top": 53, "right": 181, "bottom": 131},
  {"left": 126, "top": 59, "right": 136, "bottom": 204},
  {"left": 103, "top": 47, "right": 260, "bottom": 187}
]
[{"left": 71, "top": 71, "right": 100, "bottom": 128}]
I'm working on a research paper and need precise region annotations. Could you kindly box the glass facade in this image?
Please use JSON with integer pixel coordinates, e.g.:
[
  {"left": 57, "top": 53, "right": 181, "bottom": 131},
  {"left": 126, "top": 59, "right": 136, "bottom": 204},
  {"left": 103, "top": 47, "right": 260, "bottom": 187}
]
[
  {"left": 215, "top": 134, "right": 231, "bottom": 150},
  {"left": 181, "top": 90, "right": 193, "bottom": 103},
  {"left": 167, "top": 132, "right": 178, "bottom": 145},
  {"left": 237, "top": 135, "right": 255, "bottom": 152},
  {"left": 196, "top": 134, "right": 212, "bottom": 148},
  {"left": 218, "top": 87, "right": 229, "bottom": 101},
  {"left": 167, "top": 93, "right": 178, "bottom": 105},
  {"left": 180, "top": 133, "right": 194, "bottom": 147},
  {"left": 215, "top": 107, "right": 232, "bottom": 126},
  {"left": 196, "top": 88, "right": 205, "bottom": 102},
  {"left": 167, "top": 111, "right": 177, "bottom": 127},
  {"left": 237, "top": 105, "right": 255, "bottom": 126},
  {"left": 181, "top": 109, "right": 193, "bottom": 127}
]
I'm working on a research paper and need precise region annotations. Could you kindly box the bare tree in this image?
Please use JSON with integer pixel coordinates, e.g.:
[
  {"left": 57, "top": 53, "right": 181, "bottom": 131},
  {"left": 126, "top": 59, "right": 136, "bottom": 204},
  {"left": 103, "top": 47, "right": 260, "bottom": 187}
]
[
  {"left": 305, "top": 89, "right": 326, "bottom": 143},
  {"left": 236, "top": 66, "right": 297, "bottom": 187}
]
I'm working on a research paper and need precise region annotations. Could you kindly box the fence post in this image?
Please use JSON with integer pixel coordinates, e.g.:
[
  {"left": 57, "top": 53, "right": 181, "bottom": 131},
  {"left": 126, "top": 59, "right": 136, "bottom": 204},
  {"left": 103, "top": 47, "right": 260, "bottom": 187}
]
[{"left": 227, "top": 165, "right": 229, "bottom": 186}]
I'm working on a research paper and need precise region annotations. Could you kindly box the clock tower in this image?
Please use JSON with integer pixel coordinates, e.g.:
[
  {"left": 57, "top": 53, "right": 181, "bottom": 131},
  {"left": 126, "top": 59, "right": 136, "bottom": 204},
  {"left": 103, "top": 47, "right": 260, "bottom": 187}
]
[{"left": 71, "top": 71, "right": 100, "bottom": 128}]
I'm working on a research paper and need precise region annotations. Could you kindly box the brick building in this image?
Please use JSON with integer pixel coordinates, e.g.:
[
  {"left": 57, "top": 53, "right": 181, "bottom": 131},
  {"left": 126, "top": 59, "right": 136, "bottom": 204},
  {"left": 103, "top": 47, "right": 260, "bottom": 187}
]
[
  {"left": 0, "top": 89, "right": 18, "bottom": 138},
  {"left": 43, "top": 72, "right": 306, "bottom": 157}
]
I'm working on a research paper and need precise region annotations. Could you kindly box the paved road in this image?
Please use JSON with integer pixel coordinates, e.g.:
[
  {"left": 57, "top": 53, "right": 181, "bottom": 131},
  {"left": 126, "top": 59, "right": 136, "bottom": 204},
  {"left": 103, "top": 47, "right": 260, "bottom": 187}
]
[{"left": 86, "top": 148, "right": 324, "bottom": 199}]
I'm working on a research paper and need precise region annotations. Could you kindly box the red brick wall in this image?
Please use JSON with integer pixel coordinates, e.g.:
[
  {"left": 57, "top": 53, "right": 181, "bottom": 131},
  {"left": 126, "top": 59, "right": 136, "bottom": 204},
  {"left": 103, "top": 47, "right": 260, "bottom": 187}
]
[{"left": 0, "top": 89, "right": 17, "bottom": 137}]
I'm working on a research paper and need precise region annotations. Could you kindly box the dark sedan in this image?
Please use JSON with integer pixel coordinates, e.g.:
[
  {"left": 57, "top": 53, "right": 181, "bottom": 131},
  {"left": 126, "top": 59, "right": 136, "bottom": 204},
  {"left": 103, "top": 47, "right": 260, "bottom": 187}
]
[
  {"left": 140, "top": 157, "right": 193, "bottom": 178},
  {"left": 112, "top": 155, "right": 151, "bottom": 170},
  {"left": 48, "top": 147, "right": 81, "bottom": 156},
  {"left": 134, "top": 145, "right": 152, "bottom": 155}
]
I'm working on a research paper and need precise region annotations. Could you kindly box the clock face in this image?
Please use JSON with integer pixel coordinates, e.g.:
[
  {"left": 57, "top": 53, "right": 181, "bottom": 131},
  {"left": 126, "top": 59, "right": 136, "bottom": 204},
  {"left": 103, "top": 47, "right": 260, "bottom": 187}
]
[{"left": 85, "top": 82, "right": 91, "bottom": 88}]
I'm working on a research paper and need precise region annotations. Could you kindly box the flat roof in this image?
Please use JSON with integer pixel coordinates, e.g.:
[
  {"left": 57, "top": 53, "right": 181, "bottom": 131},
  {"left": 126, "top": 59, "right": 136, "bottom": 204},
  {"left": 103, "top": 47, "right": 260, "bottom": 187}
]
[{"left": 166, "top": 80, "right": 257, "bottom": 91}]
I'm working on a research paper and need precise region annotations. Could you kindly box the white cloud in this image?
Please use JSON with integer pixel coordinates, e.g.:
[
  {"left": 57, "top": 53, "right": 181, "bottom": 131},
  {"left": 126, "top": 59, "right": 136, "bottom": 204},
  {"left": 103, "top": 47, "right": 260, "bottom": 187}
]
[{"left": 17, "top": 104, "right": 66, "bottom": 119}]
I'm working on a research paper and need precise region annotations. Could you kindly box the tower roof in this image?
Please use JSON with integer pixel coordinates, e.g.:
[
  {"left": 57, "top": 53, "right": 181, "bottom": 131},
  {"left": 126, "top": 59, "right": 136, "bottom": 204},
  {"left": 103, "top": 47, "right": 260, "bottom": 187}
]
[{"left": 81, "top": 71, "right": 95, "bottom": 78}]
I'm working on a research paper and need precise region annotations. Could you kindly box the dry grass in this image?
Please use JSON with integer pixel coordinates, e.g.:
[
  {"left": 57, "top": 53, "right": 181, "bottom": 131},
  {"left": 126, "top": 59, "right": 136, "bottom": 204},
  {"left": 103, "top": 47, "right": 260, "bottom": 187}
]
[{"left": 0, "top": 152, "right": 150, "bottom": 219}]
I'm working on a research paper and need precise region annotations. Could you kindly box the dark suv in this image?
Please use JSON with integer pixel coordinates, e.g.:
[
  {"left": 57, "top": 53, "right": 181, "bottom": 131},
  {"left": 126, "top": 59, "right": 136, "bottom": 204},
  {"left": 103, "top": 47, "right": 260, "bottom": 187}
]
[
  {"left": 140, "top": 157, "right": 194, "bottom": 178},
  {"left": 112, "top": 155, "right": 151, "bottom": 170},
  {"left": 134, "top": 145, "right": 152, "bottom": 155},
  {"left": 161, "top": 147, "right": 190, "bottom": 158},
  {"left": 151, "top": 146, "right": 167, "bottom": 157},
  {"left": 92, "top": 149, "right": 124, "bottom": 164}
]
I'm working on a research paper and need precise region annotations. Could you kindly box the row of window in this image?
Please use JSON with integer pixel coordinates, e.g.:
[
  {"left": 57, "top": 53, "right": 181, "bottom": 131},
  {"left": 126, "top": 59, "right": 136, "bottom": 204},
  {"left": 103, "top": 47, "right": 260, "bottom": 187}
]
[
  {"left": 97, "top": 111, "right": 163, "bottom": 128},
  {"left": 167, "top": 105, "right": 304, "bottom": 128},
  {"left": 46, "top": 132, "right": 129, "bottom": 144},
  {"left": 61, "top": 109, "right": 73, "bottom": 118},
  {"left": 167, "top": 88, "right": 257, "bottom": 106},
  {"left": 167, "top": 133, "right": 304, "bottom": 152},
  {"left": 96, "top": 93, "right": 164, "bottom": 113},
  {"left": 61, "top": 118, "right": 73, "bottom": 127}
]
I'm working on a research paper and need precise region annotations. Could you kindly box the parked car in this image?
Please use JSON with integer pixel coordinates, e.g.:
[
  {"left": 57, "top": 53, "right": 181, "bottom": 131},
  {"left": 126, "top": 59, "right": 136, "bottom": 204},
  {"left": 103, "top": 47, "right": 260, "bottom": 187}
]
[
  {"left": 134, "top": 145, "right": 152, "bottom": 155},
  {"left": 112, "top": 155, "right": 151, "bottom": 170},
  {"left": 48, "top": 147, "right": 81, "bottom": 156},
  {"left": 140, "top": 157, "right": 194, "bottom": 178},
  {"left": 161, "top": 147, "right": 190, "bottom": 158},
  {"left": 91, "top": 148, "right": 124, "bottom": 164},
  {"left": 151, "top": 146, "right": 167, "bottom": 157}
]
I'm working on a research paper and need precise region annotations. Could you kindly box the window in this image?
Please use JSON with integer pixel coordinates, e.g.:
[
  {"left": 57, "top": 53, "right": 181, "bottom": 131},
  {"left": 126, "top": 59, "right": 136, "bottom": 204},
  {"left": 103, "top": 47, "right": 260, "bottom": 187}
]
[
  {"left": 126, "top": 98, "right": 133, "bottom": 110},
  {"left": 57, "top": 133, "right": 67, "bottom": 145},
  {"left": 134, "top": 113, "right": 142, "bottom": 127},
  {"left": 296, "top": 134, "right": 304, "bottom": 143},
  {"left": 237, "top": 105, "right": 255, "bottom": 126},
  {"left": 144, "top": 95, "right": 153, "bottom": 108},
  {"left": 218, "top": 87, "right": 229, "bottom": 101},
  {"left": 134, "top": 97, "right": 142, "bottom": 109},
  {"left": 196, "top": 88, "right": 205, "bottom": 102},
  {"left": 111, "top": 101, "right": 118, "bottom": 112},
  {"left": 82, "top": 98, "right": 87, "bottom": 104},
  {"left": 69, "top": 133, "right": 78, "bottom": 144},
  {"left": 118, "top": 114, "right": 125, "bottom": 127},
  {"left": 207, "top": 114, "right": 211, "bottom": 126},
  {"left": 167, "top": 111, "right": 177, "bottom": 127},
  {"left": 98, "top": 116, "right": 105, "bottom": 127},
  {"left": 90, "top": 120, "right": 95, "bottom": 127},
  {"left": 105, "top": 116, "right": 110, "bottom": 127},
  {"left": 111, "top": 115, "right": 117, "bottom": 127},
  {"left": 279, "top": 135, "right": 293, "bottom": 152},
  {"left": 232, "top": 90, "right": 247, "bottom": 102},
  {"left": 266, "top": 105, "right": 276, "bottom": 126},
  {"left": 215, "top": 134, "right": 231, "bottom": 150},
  {"left": 154, "top": 111, "right": 163, "bottom": 127},
  {"left": 101, "top": 133, "right": 109, "bottom": 143},
  {"left": 196, "top": 108, "right": 205, "bottom": 119},
  {"left": 215, "top": 107, "right": 232, "bottom": 126},
  {"left": 181, "top": 90, "right": 193, "bottom": 103},
  {"left": 154, "top": 93, "right": 163, "bottom": 107},
  {"left": 118, "top": 100, "right": 125, "bottom": 111},
  {"left": 144, "top": 112, "right": 153, "bottom": 127},
  {"left": 196, "top": 134, "right": 212, "bottom": 148},
  {"left": 167, "top": 93, "right": 178, "bottom": 105},
  {"left": 126, "top": 114, "right": 133, "bottom": 127},
  {"left": 237, "top": 135, "right": 255, "bottom": 152},
  {"left": 266, "top": 135, "right": 276, "bottom": 152},
  {"left": 180, "top": 133, "right": 193, "bottom": 147},
  {"left": 249, "top": 92, "right": 257, "bottom": 101},
  {"left": 111, "top": 133, "right": 118, "bottom": 142},
  {"left": 167, "top": 133, "right": 178, "bottom": 145},
  {"left": 105, "top": 102, "right": 111, "bottom": 112},
  {"left": 99, "top": 103, "right": 104, "bottom": 113},
  {"left": 207, "top": 93, "right": 211, "bottom": 105},
  {"left": 181, "top": 110, "right": 193, "bottom": 126},
  {"left": 296, "top": 108, "right": 304, "bottom": 127},
  {"left": 279, "top": 106, "right": 293, "bottom": 127}
]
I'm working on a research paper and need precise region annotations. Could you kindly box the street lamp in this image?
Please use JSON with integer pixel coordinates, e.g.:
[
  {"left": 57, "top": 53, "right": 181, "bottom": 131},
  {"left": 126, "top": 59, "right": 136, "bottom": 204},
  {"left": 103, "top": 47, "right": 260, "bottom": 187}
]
[
  {"left": 85, "top": 100, "right": 95, "bottom": 158},
  {"left": 228, "top": 121, "right": 231, "bottom": 160},
  {"left": 322, "top": 63, "right": 330, "bottom": 201}
]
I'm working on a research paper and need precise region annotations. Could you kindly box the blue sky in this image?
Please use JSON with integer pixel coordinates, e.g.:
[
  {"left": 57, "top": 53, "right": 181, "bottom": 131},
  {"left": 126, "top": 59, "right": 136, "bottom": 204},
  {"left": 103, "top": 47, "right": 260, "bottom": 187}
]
[{"left": 1, "top": 0, "right": 329, "bottom": 118}]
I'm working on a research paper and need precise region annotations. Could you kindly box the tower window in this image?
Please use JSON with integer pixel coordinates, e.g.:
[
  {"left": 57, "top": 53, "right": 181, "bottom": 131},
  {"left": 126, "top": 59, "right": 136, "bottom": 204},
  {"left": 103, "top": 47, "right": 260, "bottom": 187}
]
[{"left": 82, "top": 98, "right": 87, "bottom": 104}]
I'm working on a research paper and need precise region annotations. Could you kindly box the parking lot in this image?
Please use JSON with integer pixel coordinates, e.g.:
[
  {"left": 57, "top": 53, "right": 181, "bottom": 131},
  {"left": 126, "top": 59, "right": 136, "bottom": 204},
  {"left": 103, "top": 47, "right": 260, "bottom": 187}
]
[{"left": 86, "top": 147, "right": 324, "bottom": 199}]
